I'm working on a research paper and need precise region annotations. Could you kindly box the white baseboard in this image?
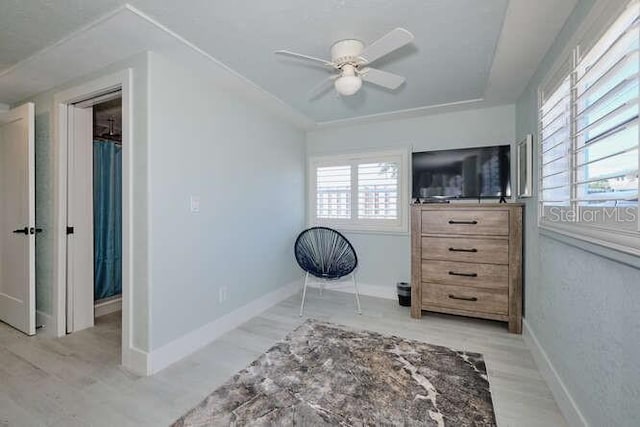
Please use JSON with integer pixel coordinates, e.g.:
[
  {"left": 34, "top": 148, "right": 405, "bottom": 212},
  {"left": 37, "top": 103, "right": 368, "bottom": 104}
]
[
  {"left": 308, "top": 279, "right": 396, "bottom": 301},
  {"left": 522, "top": 319, "right": 587, "bottom": 427},
  {"left": 36, "top": 310, "right": 56, "bottom": 337},
  {"left": 147, "top": 280, "right": 301, "bottom": 375},
  {"left": 95, "top": 296, "right": 122, "bottom": 318},
  {"left": 122, "top": 346, "right": 151, "bottom": 376}
]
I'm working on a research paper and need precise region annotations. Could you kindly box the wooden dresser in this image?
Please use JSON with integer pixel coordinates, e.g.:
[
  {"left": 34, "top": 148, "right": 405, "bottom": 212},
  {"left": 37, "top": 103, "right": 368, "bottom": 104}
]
[{"left": 411, "top": 203, "right": 523, "bottom": 333}]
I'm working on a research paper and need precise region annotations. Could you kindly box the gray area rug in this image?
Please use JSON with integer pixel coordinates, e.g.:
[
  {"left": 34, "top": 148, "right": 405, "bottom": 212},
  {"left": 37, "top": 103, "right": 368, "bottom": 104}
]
[{"left": 173, "top": 320, "right": 496, "bottom": 426}]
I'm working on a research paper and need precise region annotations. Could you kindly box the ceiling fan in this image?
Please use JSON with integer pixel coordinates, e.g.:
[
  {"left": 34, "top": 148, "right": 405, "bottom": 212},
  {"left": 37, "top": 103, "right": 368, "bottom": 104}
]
[{"left": 275, "top": 28, "right": 414, "bottom": 98}]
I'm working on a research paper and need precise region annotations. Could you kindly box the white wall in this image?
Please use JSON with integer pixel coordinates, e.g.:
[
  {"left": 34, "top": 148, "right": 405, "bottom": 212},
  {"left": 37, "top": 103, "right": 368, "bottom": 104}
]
[
  {"left": 146, "top": 53, "right": 306, "bottom": 350},
  {"left": 306, "top": 104, "right": 516, "bottom": 293}
]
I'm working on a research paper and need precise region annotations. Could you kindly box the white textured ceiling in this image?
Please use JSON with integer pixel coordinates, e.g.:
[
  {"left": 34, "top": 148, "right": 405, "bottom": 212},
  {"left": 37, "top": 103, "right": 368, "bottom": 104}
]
[{"left": 0, "top": 0, "right": 578, "bottom": 124}]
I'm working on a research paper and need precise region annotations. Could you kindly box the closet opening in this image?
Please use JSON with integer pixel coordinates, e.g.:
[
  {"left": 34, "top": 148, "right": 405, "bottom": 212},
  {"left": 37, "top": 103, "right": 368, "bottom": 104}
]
[
  {"left": 52, "top": 70, "right": 134, "bottom": 372},
  {"left": 66, "top": 92, "right": 123, "bottom": 335},
  {"left": 92, "top": 97, "right": 123, "bottom": 320}
]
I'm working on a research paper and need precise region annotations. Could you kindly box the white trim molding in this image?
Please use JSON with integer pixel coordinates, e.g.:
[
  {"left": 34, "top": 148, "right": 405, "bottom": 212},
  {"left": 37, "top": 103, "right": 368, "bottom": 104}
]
[
  {"left": 523, "top": 319, "right": 588, "bottom": 427},
  {"left": 314, "top": 98, "right": 485, "bottom": 129},
  {"left": 146, "top": 280, "right": 302, "bottom": 375},
  {"left": 539, "top": 223, "right": 640, "bottom": 258}
]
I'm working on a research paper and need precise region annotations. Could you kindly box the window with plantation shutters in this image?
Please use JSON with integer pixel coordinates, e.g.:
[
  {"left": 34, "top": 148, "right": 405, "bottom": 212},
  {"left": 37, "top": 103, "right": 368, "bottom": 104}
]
[
  {"left": 538, "top": 0, "right": 640, "bottom": 254},
  {"left": 309, "top": 150, "right": 408, "bottom": 233}
]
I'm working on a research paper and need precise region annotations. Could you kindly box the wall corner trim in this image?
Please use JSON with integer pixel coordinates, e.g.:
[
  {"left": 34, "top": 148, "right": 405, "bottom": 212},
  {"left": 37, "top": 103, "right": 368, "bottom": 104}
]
[
  {"left": 145, "top": 280, "right": 302, "bottom": 375},
  {"left": 522, "top": 318, "right": 588, "bottom": 427},
  {"left": 122, "top": 346, "right": 151, "bottom": 376}
]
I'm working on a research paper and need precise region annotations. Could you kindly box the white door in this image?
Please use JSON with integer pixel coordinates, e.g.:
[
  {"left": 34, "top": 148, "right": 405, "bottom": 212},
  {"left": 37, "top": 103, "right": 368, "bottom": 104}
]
[
  {"left": 0, "top": 103, "right": 36, "bottom": 335},
  {"left": 66, "top": 106, "right": 94, "bottom": 333}
]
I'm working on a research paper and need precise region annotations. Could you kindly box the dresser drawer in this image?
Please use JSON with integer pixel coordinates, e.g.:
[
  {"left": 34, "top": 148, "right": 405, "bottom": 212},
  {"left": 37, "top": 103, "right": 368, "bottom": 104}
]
[
  {"left": 422, "top": 283, "right": 508, "bottom": 315},
  {"left": 422, "top": 260, "right": 508, "bottom": 289},
  {"left": 421, "top": 209, "right": 509, "bottom": 236},
  {"left": 421, "top": 236, "right": 508, "bottom": 265}
]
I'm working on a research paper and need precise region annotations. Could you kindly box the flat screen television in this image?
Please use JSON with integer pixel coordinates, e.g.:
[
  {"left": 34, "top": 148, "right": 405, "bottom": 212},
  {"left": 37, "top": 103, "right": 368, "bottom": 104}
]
[{"left": 412, "top": 145, "right": 511, "bottom": 200}]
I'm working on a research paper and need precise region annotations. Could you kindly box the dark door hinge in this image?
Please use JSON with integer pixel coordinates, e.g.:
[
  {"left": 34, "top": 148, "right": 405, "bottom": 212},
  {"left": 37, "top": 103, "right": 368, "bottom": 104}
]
[{"left": 66, "top": 226, "right": 74, "bottom": 235}]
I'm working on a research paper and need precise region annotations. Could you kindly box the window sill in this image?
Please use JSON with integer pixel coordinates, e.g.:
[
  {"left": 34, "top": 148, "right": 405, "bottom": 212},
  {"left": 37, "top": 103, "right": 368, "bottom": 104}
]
[
  {"left": 308, "top": 221, "right": 408, "bottom": 237},
  {"left": 539, "top": 223, "right": 640, "bottom": 267}
]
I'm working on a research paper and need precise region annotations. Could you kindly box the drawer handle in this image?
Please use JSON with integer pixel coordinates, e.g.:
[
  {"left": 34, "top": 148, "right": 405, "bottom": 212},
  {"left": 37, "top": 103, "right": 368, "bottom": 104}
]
[
  {"left": 448, "top": 271, "right": 478, "bottom": 278},
  {"left": 448, "top": 220, "right": 478, "bottom": 225},
  {"left": 448, "top": 294, "right": 478, "bottom": 302},
  {"left": 448, "top": 247, "right": 478, "bottom": 253}
]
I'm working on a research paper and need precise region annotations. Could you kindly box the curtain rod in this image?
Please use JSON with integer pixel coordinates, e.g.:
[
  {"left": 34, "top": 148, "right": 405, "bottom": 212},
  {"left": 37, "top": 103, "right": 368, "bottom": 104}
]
[{"left": 74, "top": 89, "right": 122, "bottom": 108}]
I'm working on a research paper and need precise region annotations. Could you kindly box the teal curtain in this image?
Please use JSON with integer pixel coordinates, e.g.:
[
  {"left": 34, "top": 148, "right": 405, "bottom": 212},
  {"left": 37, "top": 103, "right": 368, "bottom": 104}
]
[{"left": 93, "top": 140, "right": 122, "bottom": 301}]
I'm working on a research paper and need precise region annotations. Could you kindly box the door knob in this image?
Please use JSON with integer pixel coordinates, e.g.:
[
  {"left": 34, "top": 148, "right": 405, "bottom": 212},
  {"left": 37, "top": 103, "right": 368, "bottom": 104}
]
[{"left": 12, "top": 227, "right": 29, "bottom": 235}]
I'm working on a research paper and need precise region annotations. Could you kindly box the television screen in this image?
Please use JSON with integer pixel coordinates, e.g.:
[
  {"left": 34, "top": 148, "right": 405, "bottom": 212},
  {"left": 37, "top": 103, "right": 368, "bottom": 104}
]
[{"left": 412, "top": 145, "right": 511, "bottom": 199}]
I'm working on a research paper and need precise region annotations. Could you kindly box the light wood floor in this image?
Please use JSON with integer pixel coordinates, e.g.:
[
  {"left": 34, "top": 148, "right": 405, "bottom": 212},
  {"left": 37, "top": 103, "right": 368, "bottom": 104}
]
[{"left": 0, "top": 291, "right": 566, "bottom": 426}]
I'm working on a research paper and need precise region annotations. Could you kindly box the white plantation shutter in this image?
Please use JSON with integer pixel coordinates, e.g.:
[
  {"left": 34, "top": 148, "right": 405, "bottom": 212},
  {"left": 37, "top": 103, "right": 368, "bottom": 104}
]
[
  {"left": 358, "top": 162, "right": 399, "bottom": 219},
  {"left": 309, "top": 150, "right": 408, "bottom": 232},
  {"left": 538, "top": 0, "right": 640, "bottom": 253},
  {"left": 316, "top": 166, "right": 351, "bottom": 219},
  {"left": 540, "top": 74, "right": 572, "bottom": 212},
  {"left": 573, "top": 1, "right": 639, "bottom": 223}
]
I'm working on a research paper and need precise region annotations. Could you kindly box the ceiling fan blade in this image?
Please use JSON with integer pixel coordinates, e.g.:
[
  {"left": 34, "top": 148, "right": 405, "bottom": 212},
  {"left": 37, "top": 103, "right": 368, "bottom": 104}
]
[
  {"left": 308, "top": 75, "right": 338, "bottom": 99},
  {"left": 360, "top": 68, "right": 406, "bottom": 90},
  {"left": 275, "top": 50, "right": 333, "bottom": 67},
  {"left": 359, "top": 28, "right": 414, "bottom": 64}
]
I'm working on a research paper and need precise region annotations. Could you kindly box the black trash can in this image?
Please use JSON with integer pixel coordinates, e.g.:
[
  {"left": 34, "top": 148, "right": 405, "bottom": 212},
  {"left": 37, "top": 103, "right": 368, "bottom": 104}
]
[{"left": 397, "top": 282, "right": 411, "bottom": 307}]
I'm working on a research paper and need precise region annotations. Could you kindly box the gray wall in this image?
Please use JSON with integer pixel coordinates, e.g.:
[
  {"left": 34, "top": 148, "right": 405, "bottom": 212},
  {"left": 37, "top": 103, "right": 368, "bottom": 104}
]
[
  {"left": 25, "top": 53, "right": 151, "bottom": 351},
  {"left": 146, "top": 53, "right": 306, "bottom": 350},
  {"left": 515, "top": 0, "right": 640, "bottom": 424},
  {"left": 306, "top": 104, "right": 516, "bottom": 293}
]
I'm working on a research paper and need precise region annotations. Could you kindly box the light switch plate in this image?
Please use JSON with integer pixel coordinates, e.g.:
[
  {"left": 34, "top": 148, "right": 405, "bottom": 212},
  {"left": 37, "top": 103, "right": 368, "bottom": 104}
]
[{"left": 190, "top": 195, "right": 200, "bottom": 213}]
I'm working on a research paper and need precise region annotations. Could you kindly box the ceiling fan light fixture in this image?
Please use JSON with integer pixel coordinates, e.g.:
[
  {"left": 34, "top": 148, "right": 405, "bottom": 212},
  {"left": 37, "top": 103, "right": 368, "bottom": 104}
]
[
  {"left": 275, "top": 28, "right": 414, "bottom": 99},
  {"left": 334, "top": 74, "right": 362, "bottom": 96}
]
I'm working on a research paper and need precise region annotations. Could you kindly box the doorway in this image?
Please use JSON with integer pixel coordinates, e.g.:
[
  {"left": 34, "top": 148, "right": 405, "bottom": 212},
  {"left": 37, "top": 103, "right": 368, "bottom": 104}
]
[
  {"left": 66, "top": 94, "right": 123, "bottom": 333},
  {"left": 52, "top": 70, "right": 134, "bottom": 371}
]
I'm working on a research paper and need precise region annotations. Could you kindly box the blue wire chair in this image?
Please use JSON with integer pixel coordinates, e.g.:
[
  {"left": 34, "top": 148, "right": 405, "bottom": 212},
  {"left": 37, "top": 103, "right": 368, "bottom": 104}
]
[{"left": 294, "top": 227, "right": 361, "bottom": 316}]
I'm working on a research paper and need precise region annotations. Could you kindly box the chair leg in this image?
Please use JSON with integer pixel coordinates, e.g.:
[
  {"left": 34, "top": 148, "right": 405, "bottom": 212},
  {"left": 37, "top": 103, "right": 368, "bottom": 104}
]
[
  {"left": 352, "top": 272, "right": 362, "bottom": 315},
  {"left": 299, "top": 272, "right": 309, "bottom": 317}
]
